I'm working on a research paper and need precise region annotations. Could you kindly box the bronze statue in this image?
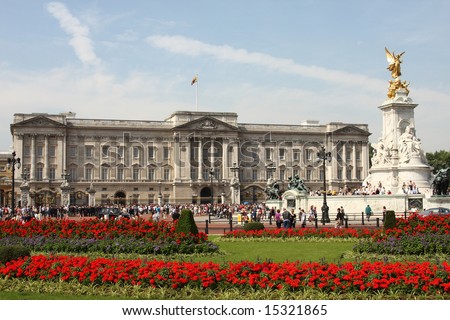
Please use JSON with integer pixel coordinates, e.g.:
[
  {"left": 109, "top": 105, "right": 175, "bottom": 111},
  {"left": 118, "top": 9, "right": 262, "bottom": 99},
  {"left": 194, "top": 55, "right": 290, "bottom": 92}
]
[
  {"left": 433, "top": 168, "right": 449, "bottom": 195},
  {"left": 265, "top": 180, "right": 280, "bottom": 200},
  {"left": 287, "top": 174, "right": 308, "bottom": 193}
]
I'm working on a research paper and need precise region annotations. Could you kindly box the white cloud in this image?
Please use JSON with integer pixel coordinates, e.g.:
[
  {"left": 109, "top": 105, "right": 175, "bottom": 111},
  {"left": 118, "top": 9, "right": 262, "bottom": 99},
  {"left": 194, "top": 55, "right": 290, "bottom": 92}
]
[
  {"left": 147, "top": 35, "right": 386, "bottom": 91},
  {"left": 46, "top": 2, "right": 100, "bottom": 66}
]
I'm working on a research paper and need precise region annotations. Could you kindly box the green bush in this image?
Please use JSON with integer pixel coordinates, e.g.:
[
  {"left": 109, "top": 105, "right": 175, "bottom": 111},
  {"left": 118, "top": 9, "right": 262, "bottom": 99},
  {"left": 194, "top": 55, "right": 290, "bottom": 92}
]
[
  {"left": 0, "top": 245, "right": 31, "bottom": 264},
  {"left": 175, "top": 209, "right": 199, "bottom": 235},
  {"left": 384, "top": 210, "right": 397, "bottom": 230},
  {"left": 243, "top": 222, "right": 265, "bottom": 232}
]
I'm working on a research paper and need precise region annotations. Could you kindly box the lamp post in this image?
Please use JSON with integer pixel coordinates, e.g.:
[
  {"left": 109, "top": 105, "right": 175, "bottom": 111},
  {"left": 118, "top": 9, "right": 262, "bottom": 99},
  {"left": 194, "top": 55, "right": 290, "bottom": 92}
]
[
  {"left": 317, "top": 146, "right": 331, "bottom": 223},
  {"left": 157, "top": 180, "right": 162, "bottom": 206},
  {"left": 230, "top": 162, "right": 240, "bottom": 204},
  {"left": 209, "top": 167, "right": 215, "bottom": 223},
  {"left": 7, "top": 151, "right": 21, "bottom": 210}
]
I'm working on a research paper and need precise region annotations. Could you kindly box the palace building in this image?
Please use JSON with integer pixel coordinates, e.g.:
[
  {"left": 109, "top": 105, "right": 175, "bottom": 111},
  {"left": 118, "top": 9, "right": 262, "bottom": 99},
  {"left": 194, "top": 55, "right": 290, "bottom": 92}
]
[{"left": 9, "top": 111, "right": 371, "bottom": 207}]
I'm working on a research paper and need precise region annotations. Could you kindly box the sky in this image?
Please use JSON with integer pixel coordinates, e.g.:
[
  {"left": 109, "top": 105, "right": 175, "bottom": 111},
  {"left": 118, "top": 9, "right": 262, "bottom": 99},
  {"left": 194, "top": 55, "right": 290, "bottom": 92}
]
[{"left": 0, "top": 0, "right": 449, "bottom": 153}]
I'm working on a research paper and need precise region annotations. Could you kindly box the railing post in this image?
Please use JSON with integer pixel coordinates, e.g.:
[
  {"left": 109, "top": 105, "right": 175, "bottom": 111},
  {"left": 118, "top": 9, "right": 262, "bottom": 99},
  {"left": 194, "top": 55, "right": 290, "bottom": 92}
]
[
  {"left": 229, "top": 216, "right": 233, "bottom": 232},
  {"left": 376, "top": 217, "right": 380, "bottom": 228},
  {"left": 344, "top": 218, "right": 348, "bottom": 228},
  {"left": 315, "top": 218, "right": 318, "bottom": 229},
  {"left": 205, "top": 220, "right": 209, "bottom": 234},
  {"left": 361, "top": 212, "right": 365, "bottom": 225}
]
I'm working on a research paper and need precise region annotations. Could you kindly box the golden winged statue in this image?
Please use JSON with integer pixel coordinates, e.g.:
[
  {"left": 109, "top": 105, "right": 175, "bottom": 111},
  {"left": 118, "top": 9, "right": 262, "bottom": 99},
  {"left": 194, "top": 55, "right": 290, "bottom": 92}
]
[{"left": 385, "top": 47, "right": 405, "bottom": 79}]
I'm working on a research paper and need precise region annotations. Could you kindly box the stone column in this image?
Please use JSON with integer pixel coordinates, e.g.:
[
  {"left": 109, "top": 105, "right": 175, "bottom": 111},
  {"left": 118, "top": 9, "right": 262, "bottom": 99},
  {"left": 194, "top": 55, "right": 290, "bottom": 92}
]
[
  {"left": 352, "top": 142, "right": 357, "bottom": 179},
  {"left": 198, "top": 139, "right": 203, "bottom": 181},
  {"left": 342, "top": 142, "right": 347, "bottom": 180},
  {"left": 43, "top": 135, "right": 49, "bottom": 180},
  {"left": 30, "top": 135, "right": 36, "bottom": 180},
  {"left": 222, "top": 139, "right": 229, "bottom": 180}
]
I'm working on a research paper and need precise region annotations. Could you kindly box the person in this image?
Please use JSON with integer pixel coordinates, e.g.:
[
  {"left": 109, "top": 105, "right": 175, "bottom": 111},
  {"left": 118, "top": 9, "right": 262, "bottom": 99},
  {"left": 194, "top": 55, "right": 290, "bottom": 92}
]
[
  {"left": 335, "top": 208, "right": 345, "bottom": 228},
  {"left": 300, "top": 208, "right": 307, "bottom": 228},
  {"left": 282, "top": 208, "right": 291, "bottom": 229},
  {"left": 365, "top": 204, "right": 373, "bottom": 221},
  {"left": 308, "top": 207, "right": 315, "bottom": 224},
  {"left": 382, "top": 206, "right": 387, "bottom": 222},
  {"left": 289, "top": 209, "right": 297, "bottom": 228},
  {"left": 171, "top": 209, "right": 180, "bottom": 221},
  {"left": 275, "top": 209, "right": 282, "bottom": 228}
]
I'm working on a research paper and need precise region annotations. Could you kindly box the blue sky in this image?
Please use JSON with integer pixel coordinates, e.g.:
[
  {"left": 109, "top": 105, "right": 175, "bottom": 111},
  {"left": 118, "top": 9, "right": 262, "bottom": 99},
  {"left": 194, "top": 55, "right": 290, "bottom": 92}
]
[{"left": 0, "top": 0, "right": 449, "bottom": 152}]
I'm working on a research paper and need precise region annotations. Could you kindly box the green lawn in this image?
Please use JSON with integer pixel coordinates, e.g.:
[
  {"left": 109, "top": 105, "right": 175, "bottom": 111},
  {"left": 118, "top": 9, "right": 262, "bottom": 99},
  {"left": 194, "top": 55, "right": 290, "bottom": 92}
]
[{"left": 193, "top": 236, "right": 357, "bottom": 263}]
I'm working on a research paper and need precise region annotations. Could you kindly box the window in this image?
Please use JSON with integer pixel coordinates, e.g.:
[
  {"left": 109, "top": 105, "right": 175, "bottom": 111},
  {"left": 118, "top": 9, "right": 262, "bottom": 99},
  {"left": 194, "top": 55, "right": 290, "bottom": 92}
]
[
  {"left": 252, "top": 169, "right": 258, "bottom": 180},
  {"left": 337, "top": 168, "right": 343, "bottom": 180},
  {"left": 293, "top": 169, "right": 299, "bottom": 177},
  {"left": 101, "top": 167, "right": 109, "bottom": 180},
  {"left": 117, "top": 146, "right": 124, "bottom": 158},
  {"left": 49, "top": 167, "right": 56, "bottom": 180},
  {"left": 356, "top": 150, "right": 361, "bottom": 161},
  {"left": 69, "top": 167, "right": 77, "bottom": 182},
  {"left": 265, "top": 148, "right": 271, "bottom": 161},
  {"left": 148, "top": 146, "right": 155, "bottom": 159},
  {"left": 293, "top": 149, "right": 300, "bottom": 161},
  {"left": 203, "top": 168, "right": 209, "bottom": 180},
  {"left": 346, "top": 151, "right": 352, "bottom": 161},
  {"left": 102, "top": 146, "right": 109, "bottom": 158},
  {"left": 148, "top": 168, "right": 155, "bottom": 181},
  {"left": 346, "top": 169, "right": 352, "bottom": 180},
  {"left": 190, "top": 168, "right": 197, "bottom": 180},
  {"left": 85, "top": 146, "right": 93, "bottom": 158},
  {"left": 319, "top": 169, "right": 324, "bottom": 181},
  {"left": 306, "top": 149, "right": 313, "bottom": 161},
  {"left": 24, "top": 146, "right": 30, "bottom": 156},
  {"left": 133, "top": 146, "right": 140, "bottom": 158},
  {"left": 356, "top": 168, "right": 362, "bottom": 180},
  {"left": 69, "top": 146, "right": 77, "bottom": 157},
  {"left": 36, "top": 167, "right": 43, "bottom": 181},
  {"left": 133, "top": 167, "right": 140, "bottom": 180},
  {"left": 163, "top": 147, "right": 170, "bottom": 160},
  {"left": 85, "top": 167, "right": 93, "bottom": 181},
  {"left": 37, "top": 146, "right": 43, "bottom": 157},
  {"left": 117, "top": 167, "right": 124, "bottom": 181},
  {"left": 49, "top": 146, "right": 56, "bottom": 157},
  {"left": 163, "top": 168, "right": 170, "bottom": 180},
  {"left": 306, "top": 168, "right": 312, "bottom": 180},
  {"left": 279, "top": 148, "right": 285, "bottom": 160},
  {"left": 279, "top": 169, "right": 285, "bottom": 181}
]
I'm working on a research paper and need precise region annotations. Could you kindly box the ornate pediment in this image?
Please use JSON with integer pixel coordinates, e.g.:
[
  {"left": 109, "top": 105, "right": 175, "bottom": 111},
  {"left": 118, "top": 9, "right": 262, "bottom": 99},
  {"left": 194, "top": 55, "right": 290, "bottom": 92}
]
[
  {"left": 174, "top": 116, "right": 238, "bottom": 131},
  {"left": 332, "top": 125, "right": 370, "bottom": 136},
  {"left": 13, "top": 115, "right": 66, "bottom": 128}
]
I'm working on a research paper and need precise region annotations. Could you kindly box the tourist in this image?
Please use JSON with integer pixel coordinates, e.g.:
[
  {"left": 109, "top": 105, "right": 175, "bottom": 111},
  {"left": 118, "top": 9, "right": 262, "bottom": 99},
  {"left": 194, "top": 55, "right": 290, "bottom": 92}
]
[
  {"left": 365, "top": 204, "right": 373, "bottom": 221},
  {"left": 335, "top": 208, "right": 345, "bottom": 228}
]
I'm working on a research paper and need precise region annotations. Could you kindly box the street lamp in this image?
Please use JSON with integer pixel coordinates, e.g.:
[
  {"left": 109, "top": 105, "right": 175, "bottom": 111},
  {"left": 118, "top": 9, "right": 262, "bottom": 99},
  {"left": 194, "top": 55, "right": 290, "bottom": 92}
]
[
  {"left": 230, "top": 162, "right": 240, "bottom": 204},
  {"left": 317, "top": 146, "right": 332, "bottom": 223},
  {"left": 7, "top": 151, "right": 21, "bottom": 210},
  {"left": 209, "top": 167, "right": 215, "bottom": 223}
]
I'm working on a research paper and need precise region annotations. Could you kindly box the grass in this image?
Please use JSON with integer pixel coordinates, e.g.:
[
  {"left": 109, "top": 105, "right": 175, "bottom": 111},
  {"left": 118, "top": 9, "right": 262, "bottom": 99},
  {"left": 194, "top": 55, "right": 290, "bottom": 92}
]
[{"left": 192, "top": 236, "right": 357, "bottom": 263}]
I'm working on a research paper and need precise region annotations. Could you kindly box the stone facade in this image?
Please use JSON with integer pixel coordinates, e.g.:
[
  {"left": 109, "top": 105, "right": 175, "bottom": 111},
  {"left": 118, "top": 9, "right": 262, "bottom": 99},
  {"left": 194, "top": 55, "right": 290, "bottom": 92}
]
[{"left": 10, "top": 111, "right": 370, "bottom": 206}]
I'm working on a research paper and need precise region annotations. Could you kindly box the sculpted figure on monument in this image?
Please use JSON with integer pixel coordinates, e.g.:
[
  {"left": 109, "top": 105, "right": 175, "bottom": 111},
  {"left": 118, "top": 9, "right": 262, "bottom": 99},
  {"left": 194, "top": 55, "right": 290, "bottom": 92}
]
[
  {"left": 398, "top": 126, "right": 426, "bottom": 164},
  {"left": 264, "top": 180, "right": 280, "bottom": 200},
  {"left": 433, "top": 168, "right": 449, "bottom": 195},
  {"left": 385, "top": 47, "right": 405, "bottom": 79},
  {"left": 371, "top": 138, "right": 390, "bottom": 166},
  {"left": 287, "top": 174, "right": 308, "bottom": 193}
]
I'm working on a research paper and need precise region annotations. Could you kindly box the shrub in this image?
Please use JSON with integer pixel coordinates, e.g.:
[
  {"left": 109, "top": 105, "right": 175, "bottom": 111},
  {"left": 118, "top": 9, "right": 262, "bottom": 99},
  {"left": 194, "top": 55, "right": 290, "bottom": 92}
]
[
  {"left": 175, "top": 209, "right": 199, "bottom": 235},
  {"left": 243, "top": 222, "right": 265, "bottom": 232},
  {"left": 384, "top": 210, "right": 396, "bottom": 230},
  {"left": 0, "top": 245, "right": 31, "bottom": 264}
]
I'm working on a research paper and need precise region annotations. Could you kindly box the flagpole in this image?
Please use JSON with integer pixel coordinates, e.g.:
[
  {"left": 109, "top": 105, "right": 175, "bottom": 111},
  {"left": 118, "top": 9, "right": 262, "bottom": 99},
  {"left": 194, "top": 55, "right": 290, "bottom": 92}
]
[{"left": 195, "top": 75, "right": 198, "bottom": 111}]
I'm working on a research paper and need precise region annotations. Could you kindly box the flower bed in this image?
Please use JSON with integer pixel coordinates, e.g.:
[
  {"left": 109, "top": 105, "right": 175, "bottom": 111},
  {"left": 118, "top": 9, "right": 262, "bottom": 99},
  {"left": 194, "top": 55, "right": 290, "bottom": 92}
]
[
  {"left": 1, "top": 255, "right": 449, "bottom": 294},
  {"left": 0, "top": 235, "right": 218, "bottom": 255},
  {"left": 0, "top": 219, "right": 206, "bottom": 242}
]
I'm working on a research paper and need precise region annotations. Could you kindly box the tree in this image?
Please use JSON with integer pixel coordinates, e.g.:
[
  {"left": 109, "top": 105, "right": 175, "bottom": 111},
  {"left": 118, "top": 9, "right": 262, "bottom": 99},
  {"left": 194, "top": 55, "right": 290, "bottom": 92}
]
[{"left": 426, "top": 150, "right": 450, "bottom": 173}]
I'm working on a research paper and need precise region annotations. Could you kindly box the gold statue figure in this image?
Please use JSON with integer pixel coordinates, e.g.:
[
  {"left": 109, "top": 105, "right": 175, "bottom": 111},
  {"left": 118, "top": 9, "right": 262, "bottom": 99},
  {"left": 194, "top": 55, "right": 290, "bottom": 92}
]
[{"left": 385, "top": 47, "right": 405, "bottom": 79}]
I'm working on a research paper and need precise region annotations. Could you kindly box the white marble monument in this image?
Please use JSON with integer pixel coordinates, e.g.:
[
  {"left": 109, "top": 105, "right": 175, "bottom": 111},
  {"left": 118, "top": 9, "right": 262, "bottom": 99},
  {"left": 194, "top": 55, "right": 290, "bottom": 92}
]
[{"left": 366, "top": 49, "right": 433, "bottom": 195}]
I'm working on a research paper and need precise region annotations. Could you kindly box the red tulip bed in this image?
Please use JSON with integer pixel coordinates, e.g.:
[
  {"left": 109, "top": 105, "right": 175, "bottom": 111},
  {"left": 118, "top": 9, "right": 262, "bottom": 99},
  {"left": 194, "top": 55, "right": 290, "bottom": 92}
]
[
  {"left": 1, "top": 214, "right": 450, "bottom": 298},
  {"left": 1, "top": 255, "right": 449, "bottom": 295}
]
